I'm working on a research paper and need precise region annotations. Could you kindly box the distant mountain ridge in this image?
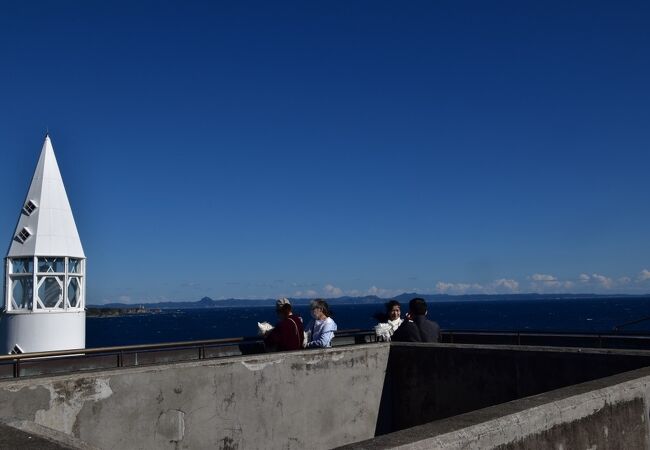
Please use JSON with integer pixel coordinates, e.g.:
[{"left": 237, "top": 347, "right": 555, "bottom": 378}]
[{"left": 90, "top": 292, "right": 648, "bottom": 309}]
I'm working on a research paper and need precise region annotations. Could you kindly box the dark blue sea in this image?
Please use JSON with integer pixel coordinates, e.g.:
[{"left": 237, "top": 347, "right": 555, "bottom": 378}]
[{"left": 86, "top": 297, "right": 650, "bottom": 348}]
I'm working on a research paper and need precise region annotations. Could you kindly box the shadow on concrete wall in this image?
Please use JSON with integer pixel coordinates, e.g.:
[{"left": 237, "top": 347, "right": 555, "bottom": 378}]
[{"left": 375, "top": 343, "right": 650, "bottom": 434}]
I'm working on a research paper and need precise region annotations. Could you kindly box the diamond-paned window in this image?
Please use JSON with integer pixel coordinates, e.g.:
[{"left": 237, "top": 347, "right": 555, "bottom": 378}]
[
  {"left": 37, "top": 276, "right": 64, "bottom": 308},
  {"left": 11, "top": 258, "right": 33, "bottom": 274},
  {"left": 11, "top": 277, "right": 33, "bottom": 310},
  {"left": 22, "top": 200, "right": 37, "bottom": 215},
  {"left": 16, "top": 228, "right": 32, "bottom": 243},
  {"left": 68, "top": 258, "right": 81, "bottom": 274},
  {"left": 68, "top": 277, "right": 81, "bottom": 308},
  {"left": 38, "top": 257, "right": 64, "bottom": 273}
]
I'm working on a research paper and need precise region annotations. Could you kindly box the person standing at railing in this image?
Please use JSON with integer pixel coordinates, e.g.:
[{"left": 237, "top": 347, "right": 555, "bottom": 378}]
[
  {"left": 264, "top": 298, "right": 305, "bottom": 351},
  {"left": 374, "top": 300, "right": 404, "bottom": 341},
  {"left": 392, "top": 298, "right": 440, "bottom": 343},
  {"left": 305, "top": 299, "right": 337, "bottom": 348}
]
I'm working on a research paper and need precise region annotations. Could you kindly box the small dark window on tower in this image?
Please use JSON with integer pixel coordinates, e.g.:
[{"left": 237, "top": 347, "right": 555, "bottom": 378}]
[
  {"left": 16, "top": 228, "right": 32, "bottom": 243},
  {"left": 10, "top": 344, "right": 24, "bottom": 355},
  {"left": 23, "top": 200, "right": 37, "bottom": 215}
]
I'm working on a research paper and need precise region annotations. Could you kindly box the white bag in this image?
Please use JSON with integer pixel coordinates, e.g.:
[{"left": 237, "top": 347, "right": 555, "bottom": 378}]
[
  {"left": 257, "top": 321, "right": 274, "bottom": 336},
  {"left": 374, "top": 323, "right": 392, "bottom": 341}
]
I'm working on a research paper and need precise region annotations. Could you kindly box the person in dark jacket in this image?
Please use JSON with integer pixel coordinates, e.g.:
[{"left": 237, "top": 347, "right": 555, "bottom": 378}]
[
  {"left": 392, "top": 298, "right": 440, "bottom": 343},
  {"left": 264, "top": 298, "right": 305, "bottom": 351}
]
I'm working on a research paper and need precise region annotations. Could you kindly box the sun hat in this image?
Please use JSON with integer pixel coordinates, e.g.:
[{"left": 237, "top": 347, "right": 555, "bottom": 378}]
[{"left": 276, "top": 297, "right": 291, "bottom": 309}]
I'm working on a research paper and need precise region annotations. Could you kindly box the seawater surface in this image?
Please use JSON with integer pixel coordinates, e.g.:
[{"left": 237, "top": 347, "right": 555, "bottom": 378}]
[{"left": 86, "top": 297, "right": 650, "bottom": 348}]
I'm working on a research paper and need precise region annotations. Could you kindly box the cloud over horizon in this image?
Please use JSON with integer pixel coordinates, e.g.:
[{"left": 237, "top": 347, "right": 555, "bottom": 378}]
[{"left": 92, "top": 268, "right": 650, "bottom": 304}]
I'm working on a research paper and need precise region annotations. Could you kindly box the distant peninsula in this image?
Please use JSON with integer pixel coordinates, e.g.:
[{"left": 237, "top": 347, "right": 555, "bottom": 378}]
[{"left": 88, "top": 292, "right": 649, "bottom": 310}]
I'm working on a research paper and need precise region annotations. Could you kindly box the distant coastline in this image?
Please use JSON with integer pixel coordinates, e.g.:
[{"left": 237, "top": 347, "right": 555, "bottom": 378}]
[
  {"left": 88, "top": 292, "right": 650, "bottom": 310},
  {"left": 87, "top": 306, "right": 162, "bottom": 317}
]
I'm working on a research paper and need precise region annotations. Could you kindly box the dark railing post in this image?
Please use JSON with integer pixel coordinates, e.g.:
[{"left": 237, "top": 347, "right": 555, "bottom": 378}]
[
  {"left": 117, "top": 351, "right": 124, "bottom": 368},
  {"left": 199, "top": 345, "right": 206, "bottom": 360},
  {"left": 517, "top": 333, "right": 521, "bottom": 346},
  {"left": 13, "top": 359, "right": 20, "bottom": 378}
]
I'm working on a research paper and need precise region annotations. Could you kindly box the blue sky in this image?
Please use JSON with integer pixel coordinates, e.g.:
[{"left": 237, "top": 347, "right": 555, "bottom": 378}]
[{"left": 1, "top": 1, "right": 649, "bottom": 303}]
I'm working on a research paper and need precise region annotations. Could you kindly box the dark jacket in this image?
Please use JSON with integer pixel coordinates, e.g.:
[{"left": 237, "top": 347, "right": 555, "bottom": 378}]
[
  {"left": 392, "top": 315, "right": 440, "bottom": 343},
  {"left": 264, "top": 314, "right": 304, "bottom": 351}
]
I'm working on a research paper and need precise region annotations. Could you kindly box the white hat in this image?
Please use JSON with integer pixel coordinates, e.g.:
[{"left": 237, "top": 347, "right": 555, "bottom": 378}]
[{"left": 276, "top": 297, "right": 291, "bottom": 309}]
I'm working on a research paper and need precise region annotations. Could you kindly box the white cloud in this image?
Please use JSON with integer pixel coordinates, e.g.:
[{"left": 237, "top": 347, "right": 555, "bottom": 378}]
[
  {"left": 618, "top": 277, "right": 631, "bottom": 285},
  {"left": 435, "top": 281, "right": 481, "bottom": 295},
  {"left": 324, "top": 284, "right": 343, "bottom": 297},
  {"left": 491, "top": 278, "right": 519, "bottom": 292},
  {"left": 530, "top": 273, "right": 557, "bottom": 282},
  {"left": 435, "top": 279, "right": 519, "bottom": 295},
  {"left": 435, "top": 281, "right": 505, "bottom": 295},
  {"left": 366, "top": 286, "right": 402, "bottom": 297},
  {"left": 367, "top": 286, "right": 384, "bottom": 296},
  {"left": 294, "top": 289, "right": 318, "bottom": 298},
  {"left": 579, "top": 274, "right": 591, "bottom": 283},
  {"left": 638, "top": 269, "right": 650, "bottom": 282},
  {"left": 591, "top": 273, "right": 613, "bottom": 289}
]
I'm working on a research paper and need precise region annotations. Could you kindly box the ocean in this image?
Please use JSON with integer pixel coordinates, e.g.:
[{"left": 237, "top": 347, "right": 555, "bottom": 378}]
[{"left": 85, "top": 296, "right": 650, "bottom": 348}]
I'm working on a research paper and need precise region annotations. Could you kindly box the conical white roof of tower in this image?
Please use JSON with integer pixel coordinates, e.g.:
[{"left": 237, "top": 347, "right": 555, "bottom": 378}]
[{"left": 7, "top": 135, "right": 85, "bottom": 258}]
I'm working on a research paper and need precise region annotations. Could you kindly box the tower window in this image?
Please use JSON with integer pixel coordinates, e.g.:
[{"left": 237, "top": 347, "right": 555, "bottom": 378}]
[
  {"left": 10, "top": 344, "right": 24, "bottom": 355},
  {"left": 23, "top": 200, "right": 37, "bottom": 215},
  {"left": 38, "top": 257, "right": 64, "bottom": 273},
  {"left": 16, "top": 228, "right": 32, "bottom": 243}
]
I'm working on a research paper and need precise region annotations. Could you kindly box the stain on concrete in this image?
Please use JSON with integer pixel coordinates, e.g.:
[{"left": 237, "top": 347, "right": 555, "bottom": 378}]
[
  {"left": 221, "top": 435, "right": 238, "bottom": 450},
  {"left": 155, "top": 409, "right": 185, "bottom": 442},
  {"left": 222, "top": 392, "right": 235, "bottom": 411},
  {"left": 497, "top": 399, "right": 648, "bottom": 450},
  {"left": 220, "top": 427, "right": 243, "bottom": 450},
  {"left": 34, "top": 377, "right": 112, "bottom": 435},
  {"left": 0, "top": 384, "right": 51, "bottom": 421},
  {"left": 241, "top": 358, "right": 284, "bottom": 371}
]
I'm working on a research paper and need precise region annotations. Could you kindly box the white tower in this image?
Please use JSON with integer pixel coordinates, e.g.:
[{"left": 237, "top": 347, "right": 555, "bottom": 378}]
[{"left": 1, "top": 135, "right": 85, "bottom": 354}]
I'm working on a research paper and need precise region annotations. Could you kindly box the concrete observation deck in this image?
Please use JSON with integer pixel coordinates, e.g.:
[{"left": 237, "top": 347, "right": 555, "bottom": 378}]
[{"left": 3, "top": 336, "right": 650, "bottom": 449}]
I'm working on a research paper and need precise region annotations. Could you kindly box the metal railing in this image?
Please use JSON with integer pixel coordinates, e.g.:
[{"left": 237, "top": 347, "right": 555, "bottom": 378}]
[
  {"left": 0, "top": 329, "right": 376, "bottom": 379},
  {"left": 4, "top": 328, "right": 650, "bottom": 380},
  {"left": 440, "top": 329, "right": 650, "bottom": 350}
]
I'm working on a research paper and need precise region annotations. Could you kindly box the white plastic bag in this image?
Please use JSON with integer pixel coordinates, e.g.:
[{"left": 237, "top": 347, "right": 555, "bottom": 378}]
[{"left": 257, "top": 321, "right": 274, "bottom": 336}]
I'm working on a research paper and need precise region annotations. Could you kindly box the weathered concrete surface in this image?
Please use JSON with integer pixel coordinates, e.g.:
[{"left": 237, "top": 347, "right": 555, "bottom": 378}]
[
  {"left": 0, "top": 343, "right": 389, "bottom": 450},
  {"left": 385, "top": 342, "right": 650, "bottom": 431},
  {"left": 340, "top": 365, "right": 650, "bottom": 449},
  {"left": 0, "top": 417, "right": 99, "bottom": 449}
]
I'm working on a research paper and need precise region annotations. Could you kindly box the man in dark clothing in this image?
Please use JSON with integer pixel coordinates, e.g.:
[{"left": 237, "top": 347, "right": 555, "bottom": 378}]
[
  {"left": 264, "top": 298, "right": 305, "bottom": 351},
  {"left": 392, "top": 298, "right": 440, "bottom": 343}
]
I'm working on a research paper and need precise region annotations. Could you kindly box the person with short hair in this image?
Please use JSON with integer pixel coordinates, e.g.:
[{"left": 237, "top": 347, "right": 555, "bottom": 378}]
[
  {"left": 391, "top": 297, "right": 440, "bottom": 343},
  {"left": 305, "top": 299, "right": 337, "bottom": 348},
  {"left": 264, "top": 298, "right": 305, "bottom": 351}
]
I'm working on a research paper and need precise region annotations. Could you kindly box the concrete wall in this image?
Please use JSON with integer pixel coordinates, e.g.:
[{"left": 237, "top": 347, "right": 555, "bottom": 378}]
[
  {"left": 4, "top": 342, "right": 650, "bottom": 449},
  {"left": 343, "top": 365, "right": 650, "bottom": 449},
  {"left": 0, "top": 343, "right": 390, "bottom": 450},
  {"left": 384, "top": 342, "right": 650, "bottom": 432}
]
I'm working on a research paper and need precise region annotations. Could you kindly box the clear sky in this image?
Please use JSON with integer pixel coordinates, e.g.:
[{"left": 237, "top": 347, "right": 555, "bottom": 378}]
[{"left": 1, "top": 1, "right": 649, "bottom": 303}]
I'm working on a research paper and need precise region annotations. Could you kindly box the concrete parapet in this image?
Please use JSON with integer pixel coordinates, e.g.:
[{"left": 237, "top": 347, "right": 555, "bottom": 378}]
[
  {"left": 341, "top": 365, "right": 650, "bottom": 449},
  {"left": 3, "top": 342, "right": 650, "bottom": 449},
  {"left": 384, "top": 342, "right": 650, "bottom": 431},
  {"left": 0, "top": 343, "right": 390, "bottom": 449}
]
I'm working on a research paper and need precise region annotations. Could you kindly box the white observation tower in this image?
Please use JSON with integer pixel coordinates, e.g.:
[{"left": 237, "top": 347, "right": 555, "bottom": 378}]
[{"left": 1, "top": 134, "right": 85, "bottom": 354}]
